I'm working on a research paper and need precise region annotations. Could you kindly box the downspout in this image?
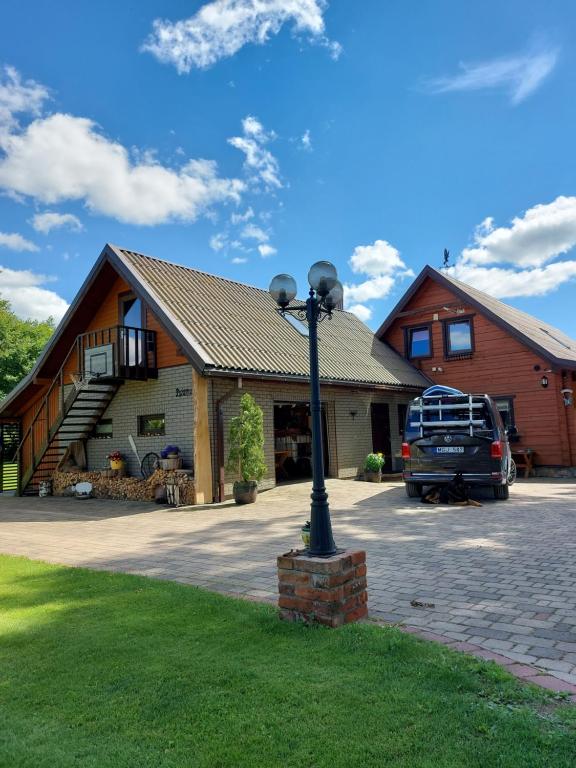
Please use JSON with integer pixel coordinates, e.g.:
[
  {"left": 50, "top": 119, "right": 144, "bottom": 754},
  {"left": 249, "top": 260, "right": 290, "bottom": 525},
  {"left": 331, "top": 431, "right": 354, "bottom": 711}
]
[
  {"left": 214, "top": 377, "right": 243, "bottom": 502},
  {"left": 561, "top": 370, "right": 574, "bottom": 467}
]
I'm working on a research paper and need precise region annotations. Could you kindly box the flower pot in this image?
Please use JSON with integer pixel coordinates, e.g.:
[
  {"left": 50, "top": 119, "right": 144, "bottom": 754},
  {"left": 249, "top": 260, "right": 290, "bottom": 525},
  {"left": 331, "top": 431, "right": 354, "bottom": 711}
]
[
  {"left": 161, "top": 457, "right": 182, "bottom": 470},
  {"left": 364, "top": 470, "right": 382, "bottom": 483},
  {"left": 110, "top": 459, "right": 124, "bottom": 471},
  {"left": 301, "top": 526, "right": 311, "bottom": 548},
  {"left": 233, "top": 480, "right": 258, "bottom": 505}
]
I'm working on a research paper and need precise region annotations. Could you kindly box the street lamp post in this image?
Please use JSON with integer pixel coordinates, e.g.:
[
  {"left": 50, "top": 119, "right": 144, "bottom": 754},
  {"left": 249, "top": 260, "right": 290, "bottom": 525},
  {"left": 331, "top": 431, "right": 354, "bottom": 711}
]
[{"left": 269, "top": 262, "right": 343, "bottom": 557}]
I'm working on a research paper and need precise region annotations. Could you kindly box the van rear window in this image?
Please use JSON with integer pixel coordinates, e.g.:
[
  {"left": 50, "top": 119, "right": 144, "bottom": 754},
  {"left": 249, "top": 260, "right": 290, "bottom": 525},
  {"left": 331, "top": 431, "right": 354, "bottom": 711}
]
[{"left": 405, "top": 398, "right": 494, "bottom": 438}]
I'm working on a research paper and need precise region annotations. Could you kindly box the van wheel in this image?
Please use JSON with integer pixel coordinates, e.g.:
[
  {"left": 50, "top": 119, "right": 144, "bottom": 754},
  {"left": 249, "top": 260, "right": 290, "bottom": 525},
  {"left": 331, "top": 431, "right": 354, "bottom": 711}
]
[
  {"left": 493, "top": 483, "right": 510, "bottom": 500},
  {"left": 405, "top": 482, "right": 422, "bottom": 498},
  {"left": 507, "top": 459, "right": 517, "bottom": 485}
]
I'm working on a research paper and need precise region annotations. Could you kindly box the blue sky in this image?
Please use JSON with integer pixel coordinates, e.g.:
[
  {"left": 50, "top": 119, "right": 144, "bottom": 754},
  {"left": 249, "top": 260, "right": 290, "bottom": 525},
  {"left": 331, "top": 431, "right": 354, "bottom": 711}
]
[{"left": 1, "top": 0, "right": 575, "bottom": 338}]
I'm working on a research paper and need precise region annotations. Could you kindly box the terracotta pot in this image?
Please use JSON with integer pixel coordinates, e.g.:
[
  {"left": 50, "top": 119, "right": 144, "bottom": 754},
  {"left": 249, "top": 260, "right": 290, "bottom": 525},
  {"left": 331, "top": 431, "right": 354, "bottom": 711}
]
[
  {"left": 364, "top": 470, "right": 382, "bottom": 483},
  {"left": 233, "top": 480, "right": 258, "bottom": 505}
]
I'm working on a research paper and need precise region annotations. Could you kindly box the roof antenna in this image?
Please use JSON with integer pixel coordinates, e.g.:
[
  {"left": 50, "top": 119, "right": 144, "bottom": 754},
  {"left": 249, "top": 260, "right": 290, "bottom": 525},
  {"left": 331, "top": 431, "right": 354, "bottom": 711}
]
[{"left": 441, "top": 248, "right": 451, "bottom": 270}]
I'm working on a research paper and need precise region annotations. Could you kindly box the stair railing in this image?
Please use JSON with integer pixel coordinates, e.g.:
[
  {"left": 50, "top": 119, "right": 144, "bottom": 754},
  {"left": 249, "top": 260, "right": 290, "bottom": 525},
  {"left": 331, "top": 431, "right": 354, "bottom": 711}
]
[{"left": 14, "top": 337, "right": 81, "bottom": 494}]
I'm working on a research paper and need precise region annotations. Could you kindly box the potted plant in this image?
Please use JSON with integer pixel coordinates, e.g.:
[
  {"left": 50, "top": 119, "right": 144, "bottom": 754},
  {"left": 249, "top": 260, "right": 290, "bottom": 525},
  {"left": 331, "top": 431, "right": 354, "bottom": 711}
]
[
  {"left": 107, "top": 450, "right": 124, "bottom": 471},
  {"left": 160, "top": 445, "right": 182, "bottom": 470},
  {"left": 364, "top": 452, "right": 385, "bottom": 482},
  {"left": 226, "top": 393, "right": 267, "bottom": 504}
]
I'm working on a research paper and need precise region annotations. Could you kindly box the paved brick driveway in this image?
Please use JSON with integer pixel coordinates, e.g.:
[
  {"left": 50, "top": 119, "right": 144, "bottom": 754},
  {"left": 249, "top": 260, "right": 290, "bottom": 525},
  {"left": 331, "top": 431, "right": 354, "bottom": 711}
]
[{"left": 1, "top": 479, "right": 576, "bottom": 683}]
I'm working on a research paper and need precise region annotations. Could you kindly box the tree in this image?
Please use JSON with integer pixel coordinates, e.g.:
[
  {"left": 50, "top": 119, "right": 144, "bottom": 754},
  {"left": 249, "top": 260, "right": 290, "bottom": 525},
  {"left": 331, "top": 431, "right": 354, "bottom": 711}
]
[
  {"left": 226, "top": 393, "right": 267, "bottom": 482},
  {"left": 0, "top": 296, "right": 55, "bottom": 400}
]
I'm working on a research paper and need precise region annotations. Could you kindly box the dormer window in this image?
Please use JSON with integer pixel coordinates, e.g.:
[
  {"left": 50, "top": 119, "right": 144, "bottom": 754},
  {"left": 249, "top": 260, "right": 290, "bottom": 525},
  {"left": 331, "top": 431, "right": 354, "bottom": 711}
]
[{"left": 406, "top": 325, "right": 432, "bottom": 359}]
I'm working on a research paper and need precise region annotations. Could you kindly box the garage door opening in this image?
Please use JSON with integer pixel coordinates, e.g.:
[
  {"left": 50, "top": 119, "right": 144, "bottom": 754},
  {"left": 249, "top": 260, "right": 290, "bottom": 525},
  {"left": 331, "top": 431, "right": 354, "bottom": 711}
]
[{"left": 274, "top": 402, "right": 329, "bottom": 483}]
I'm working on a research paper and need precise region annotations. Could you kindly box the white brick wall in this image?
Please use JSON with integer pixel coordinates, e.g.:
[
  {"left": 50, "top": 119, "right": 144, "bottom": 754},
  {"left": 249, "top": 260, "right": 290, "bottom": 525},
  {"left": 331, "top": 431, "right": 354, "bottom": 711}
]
[{"left": 87, "top": 366, "right": 194, "bottom": 476}]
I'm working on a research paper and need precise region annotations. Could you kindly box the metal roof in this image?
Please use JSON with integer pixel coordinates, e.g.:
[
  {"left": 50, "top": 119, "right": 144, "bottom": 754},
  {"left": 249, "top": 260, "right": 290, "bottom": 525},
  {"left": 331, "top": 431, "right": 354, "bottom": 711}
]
[{"left": 115, "top": 246, "right": 429, "bottom": 389}]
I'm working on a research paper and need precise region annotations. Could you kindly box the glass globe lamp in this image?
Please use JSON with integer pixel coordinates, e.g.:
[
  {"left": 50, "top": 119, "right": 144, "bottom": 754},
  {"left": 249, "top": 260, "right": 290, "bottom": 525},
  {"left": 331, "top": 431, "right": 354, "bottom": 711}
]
[
  {"left": 324, "top": 280, "right": 343, "bottom": 310},
  {"left": 269, "top": 274, "right": 297, "bottom": 308},
  {"left": 307, "top": 261, "right": 337, "bottom": 297}
]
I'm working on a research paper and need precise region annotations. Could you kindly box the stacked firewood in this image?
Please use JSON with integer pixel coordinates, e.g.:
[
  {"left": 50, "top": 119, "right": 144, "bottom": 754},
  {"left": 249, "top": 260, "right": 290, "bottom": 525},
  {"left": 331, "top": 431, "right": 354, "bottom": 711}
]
[{"left": 52, "top": 468, "right": 195, "bottom": 504}]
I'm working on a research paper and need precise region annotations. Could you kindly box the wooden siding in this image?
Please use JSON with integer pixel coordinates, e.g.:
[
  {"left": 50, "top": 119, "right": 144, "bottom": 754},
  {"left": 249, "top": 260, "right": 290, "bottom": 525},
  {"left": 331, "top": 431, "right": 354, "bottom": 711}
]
[
  {"left": 146, "top": 309, "right": 188, "bottom": 369},
  {"left": 383, "top": 277, "right": 575, "bottom": 467}
]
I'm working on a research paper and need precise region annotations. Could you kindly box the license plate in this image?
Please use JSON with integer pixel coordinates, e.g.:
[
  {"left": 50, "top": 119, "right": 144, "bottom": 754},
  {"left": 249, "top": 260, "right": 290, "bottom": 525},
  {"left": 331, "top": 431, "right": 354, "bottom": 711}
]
[{"left": 435, "top": 446, "right": 464, "bottom": 454}]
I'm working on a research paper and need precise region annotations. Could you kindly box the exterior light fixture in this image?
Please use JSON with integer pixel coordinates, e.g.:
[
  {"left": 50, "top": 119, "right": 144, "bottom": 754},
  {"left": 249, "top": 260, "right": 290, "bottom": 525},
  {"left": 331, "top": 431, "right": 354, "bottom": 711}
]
[
  {"left": 541, "top": 375, "right": 549, "bottom": 388},
  {"left": 269, "top": 260, "right": 340, "bottom": 557}
]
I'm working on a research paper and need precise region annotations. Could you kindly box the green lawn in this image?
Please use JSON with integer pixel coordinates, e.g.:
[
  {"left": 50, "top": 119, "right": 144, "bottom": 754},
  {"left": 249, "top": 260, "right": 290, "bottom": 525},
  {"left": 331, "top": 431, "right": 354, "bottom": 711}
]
[{"left": 0, "top": 555, "right": 574, "bottom": 767}]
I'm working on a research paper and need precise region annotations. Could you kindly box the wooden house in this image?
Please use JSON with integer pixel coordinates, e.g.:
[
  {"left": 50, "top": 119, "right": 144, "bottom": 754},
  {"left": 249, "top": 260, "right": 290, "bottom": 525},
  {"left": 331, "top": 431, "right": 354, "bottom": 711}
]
[
  {"left": 0, "top": 244, "right": 428, "bottom": 498},
  {"left": 377, "top": 266, "right": 576, "bottom": 473}
]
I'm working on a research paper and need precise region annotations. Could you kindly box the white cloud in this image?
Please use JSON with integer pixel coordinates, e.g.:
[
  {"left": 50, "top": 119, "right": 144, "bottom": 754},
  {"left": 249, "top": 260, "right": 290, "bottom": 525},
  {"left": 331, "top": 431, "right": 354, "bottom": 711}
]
[
  {"left": 231, "top": 256, "right": 248, "bottom": 264},
  {"left": 0, "top": 231, "right": 38, "bottom": 252},
  {"left": 461, "top": 196, "right": 576, "bottom": 268},
  {"left": 344, "top": 239, "right": 413, "bottom": 319},
  {"left": 0, "top": 65, "right": 49, "bottom": 132},
  {"left": 141, "top": 0, "right": 340, "bottom": 72},
  {"left": 241, "top": 223, "right": 269, "bottom": 242},
  {"left": 228, "top": 115, "right": 281, "bottom": 189},
  {"left": 347, "top": 303, "right": 372, "bottom": 322},
  {"left": 209, "top": 232, "right": 228, "bottom": 251},
  {"left": 427, "top": 42, "right": 558, "bottom": 105},
  {"left": 301, "top": 129, "right": 312, "bottom": 151},
  {"left": 448, "top": 195, "right": 576, "bottom": 299},
  {"left": 0, "top": 67, "right": 245, "bottom": 226},
  {"left": 0, "top": 264, "right": 68, "bottom": 321},
  {"left": 258, "top": 243, "right": 276, "bottom": 257},
  {"left": 344, "top": 274, "right": 396, "bottom": 304},
  {"left": 31, "top": 211, "right": 83, "bottom": 234},
  {"left": 230, "top": 206, "right": 254, "bottom": 224},
  {"left": 448, "top": 261, "right": 576, "bottom": 299},
  {"left": 0, "top": 113, "right": 244, "bottom": 225},
  {"left": 349, "top": 239, "right": 407, "bottom": 277}
]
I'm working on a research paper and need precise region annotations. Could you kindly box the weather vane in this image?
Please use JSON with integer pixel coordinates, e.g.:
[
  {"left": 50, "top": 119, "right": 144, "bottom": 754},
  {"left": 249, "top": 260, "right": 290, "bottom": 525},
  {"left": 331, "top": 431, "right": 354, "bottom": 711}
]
[{"left": 442, "top": 248, "right": 451, "bottom": 269}]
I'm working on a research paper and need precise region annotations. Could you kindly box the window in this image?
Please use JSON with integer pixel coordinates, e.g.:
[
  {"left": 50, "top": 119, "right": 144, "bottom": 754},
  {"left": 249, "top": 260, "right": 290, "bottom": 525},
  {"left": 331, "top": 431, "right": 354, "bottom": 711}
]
[
  {"left": 493, "top": 397, "right": 515, "bottom": 431},
  {"left": 93, "top": 419, "right": 113, "bottom": 439},
  {"left": 444, "top": 318, "right": 474, "bottom": 356},
  {"left": 397, "top": 404, "right": 408, "bottom": 436},
  {"left": 138, "top": 414, "right": 165, "bottom": 437},
  {"left": 119, "top": 292, "right": 143, "bottom": 329},
  {"left": 282, "top": 313, "right": 309, "bottom": 336},
  {"left": 406, "top": 326, "right": 431, "bottom": 358}
]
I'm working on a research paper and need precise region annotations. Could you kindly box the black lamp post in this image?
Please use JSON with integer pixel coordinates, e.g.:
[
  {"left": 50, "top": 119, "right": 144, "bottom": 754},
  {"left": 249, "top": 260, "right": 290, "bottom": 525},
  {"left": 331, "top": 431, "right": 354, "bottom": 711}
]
[{"left": 269, "top": 262, "right": 343, "bottom": 557}]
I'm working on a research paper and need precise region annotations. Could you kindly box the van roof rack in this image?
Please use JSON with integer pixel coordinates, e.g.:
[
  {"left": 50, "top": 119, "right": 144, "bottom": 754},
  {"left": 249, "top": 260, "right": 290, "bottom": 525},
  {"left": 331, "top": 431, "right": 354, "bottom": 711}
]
[{"left": 409, "top": 392, "right": 489, "bottom": 437}]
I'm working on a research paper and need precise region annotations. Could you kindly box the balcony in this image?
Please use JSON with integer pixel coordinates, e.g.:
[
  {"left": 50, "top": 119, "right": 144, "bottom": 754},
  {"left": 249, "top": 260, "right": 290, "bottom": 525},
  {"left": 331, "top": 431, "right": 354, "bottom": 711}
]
[{"left": 79, "top": 325, "right": 157, "bottom": 381}]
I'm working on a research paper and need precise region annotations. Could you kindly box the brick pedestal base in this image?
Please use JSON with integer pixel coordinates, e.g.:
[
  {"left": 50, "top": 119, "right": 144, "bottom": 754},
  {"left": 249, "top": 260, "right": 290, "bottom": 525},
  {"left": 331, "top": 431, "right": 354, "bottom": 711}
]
[{"left": 277, "top": 549, "right": 367, "bottom": 627}]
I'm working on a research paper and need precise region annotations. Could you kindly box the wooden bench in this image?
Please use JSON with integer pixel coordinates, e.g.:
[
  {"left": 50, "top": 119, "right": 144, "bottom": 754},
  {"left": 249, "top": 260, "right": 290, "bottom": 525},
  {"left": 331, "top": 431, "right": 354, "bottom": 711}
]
[{"left": 512, "top": 448, "right": 535, "bottom": 479}]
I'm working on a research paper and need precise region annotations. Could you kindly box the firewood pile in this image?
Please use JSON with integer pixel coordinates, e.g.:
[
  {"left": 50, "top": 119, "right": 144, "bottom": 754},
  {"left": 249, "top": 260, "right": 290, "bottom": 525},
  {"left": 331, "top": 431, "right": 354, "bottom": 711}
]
[{"left": 52, "top": 468, "right": 195, "bottom": 504}]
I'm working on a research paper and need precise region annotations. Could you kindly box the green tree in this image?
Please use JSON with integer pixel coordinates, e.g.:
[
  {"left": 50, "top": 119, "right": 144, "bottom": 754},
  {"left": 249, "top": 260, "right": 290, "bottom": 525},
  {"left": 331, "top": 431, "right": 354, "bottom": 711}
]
[
  {"left": 0, "top": 296, "right": 55, "bottom": 400},
  {"left": 226, "top": 393, "right": 267, "bottom": 482}
]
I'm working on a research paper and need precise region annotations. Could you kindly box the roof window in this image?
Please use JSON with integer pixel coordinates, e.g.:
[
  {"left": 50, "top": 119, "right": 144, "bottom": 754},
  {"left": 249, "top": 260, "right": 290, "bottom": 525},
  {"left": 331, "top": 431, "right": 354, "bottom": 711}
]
[{"left": 283, "top": 313, "right": 309, "bottom": 336}]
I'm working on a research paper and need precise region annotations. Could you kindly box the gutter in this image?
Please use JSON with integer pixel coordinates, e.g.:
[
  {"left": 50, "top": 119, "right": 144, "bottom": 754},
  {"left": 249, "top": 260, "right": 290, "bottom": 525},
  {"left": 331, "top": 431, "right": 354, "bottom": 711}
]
[{"left": 202, "top": 367, "right": 427, "bottom": 392}]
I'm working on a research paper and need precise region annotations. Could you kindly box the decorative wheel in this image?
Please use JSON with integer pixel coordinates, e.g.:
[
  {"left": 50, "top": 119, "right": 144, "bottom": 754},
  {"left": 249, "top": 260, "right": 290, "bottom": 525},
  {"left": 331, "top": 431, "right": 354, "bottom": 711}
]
[
  {"left": 508, "top": 458, "right": 517, "bottom": 485},
  {"left": 141, "top": 452, "right": 160, "bottom": 479}
]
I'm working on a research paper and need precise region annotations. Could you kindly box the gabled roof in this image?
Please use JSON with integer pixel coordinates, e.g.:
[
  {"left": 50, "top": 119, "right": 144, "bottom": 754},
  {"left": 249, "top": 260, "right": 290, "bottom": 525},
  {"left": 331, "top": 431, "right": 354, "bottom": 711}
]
[
  {"left": 376, "top": 265, "right": 576, "bottom": 369},
  {"left": 114, "top": 246, "right": 428, "bottom": 388},
  {"left": 0, "top": 244, "right": 428, "bottom": 416}
]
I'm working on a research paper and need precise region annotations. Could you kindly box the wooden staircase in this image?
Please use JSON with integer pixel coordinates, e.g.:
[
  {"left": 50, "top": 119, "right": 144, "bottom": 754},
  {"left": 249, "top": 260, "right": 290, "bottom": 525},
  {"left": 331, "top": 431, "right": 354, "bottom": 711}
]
[
  {"left": 14, "top": 323, "right": 156, "bottom": 496},
  {"left": 23, "top": 381, "right": 120, "bottom": 495}
]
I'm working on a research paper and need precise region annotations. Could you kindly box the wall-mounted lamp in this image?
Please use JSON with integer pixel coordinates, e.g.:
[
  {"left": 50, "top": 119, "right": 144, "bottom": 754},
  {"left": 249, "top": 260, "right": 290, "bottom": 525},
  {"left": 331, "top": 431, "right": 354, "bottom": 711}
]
[
  {"left": 540, "top": 375, "right": 549, "bottom": 388},
  {"left": 350, "top": 410, "right": 358, "bottom": 420},
  {"left": 561, "top": 388, "right": 573, "bottom": 406}
]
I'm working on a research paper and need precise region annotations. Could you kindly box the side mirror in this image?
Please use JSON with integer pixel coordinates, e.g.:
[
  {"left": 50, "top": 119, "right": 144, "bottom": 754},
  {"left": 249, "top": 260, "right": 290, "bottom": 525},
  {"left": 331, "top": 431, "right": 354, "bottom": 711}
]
[{"left": 505, "top": 426, "right": 517, "bottom": 437}]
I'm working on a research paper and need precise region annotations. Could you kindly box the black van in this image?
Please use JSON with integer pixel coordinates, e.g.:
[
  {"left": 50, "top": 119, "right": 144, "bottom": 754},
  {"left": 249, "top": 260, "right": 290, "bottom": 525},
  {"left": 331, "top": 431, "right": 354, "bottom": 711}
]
[{"left": 402, "top": 387, "right": 515, "bottom": 500}]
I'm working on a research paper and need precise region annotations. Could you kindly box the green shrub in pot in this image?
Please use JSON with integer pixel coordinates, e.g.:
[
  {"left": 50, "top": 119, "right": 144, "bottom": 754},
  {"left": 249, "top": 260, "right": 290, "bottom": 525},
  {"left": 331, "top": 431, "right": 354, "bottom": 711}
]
[
  {"left": 364, "top": 452, "right": 384, "bottom": 482},
  {"left": 227, "top": 393, "right": 267, "bottom": 504}
]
